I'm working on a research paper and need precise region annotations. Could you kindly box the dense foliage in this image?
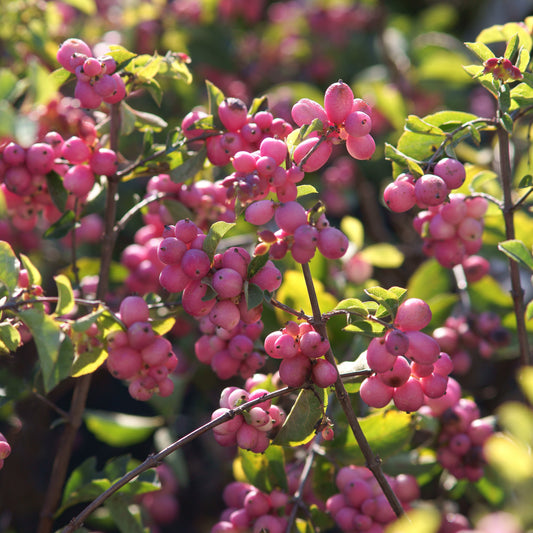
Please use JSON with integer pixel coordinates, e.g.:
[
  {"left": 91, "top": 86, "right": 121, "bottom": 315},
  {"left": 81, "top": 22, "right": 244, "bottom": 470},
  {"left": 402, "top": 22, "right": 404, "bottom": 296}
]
[{"left": 0, "top": 1, "right": 532, "bottom": 533}]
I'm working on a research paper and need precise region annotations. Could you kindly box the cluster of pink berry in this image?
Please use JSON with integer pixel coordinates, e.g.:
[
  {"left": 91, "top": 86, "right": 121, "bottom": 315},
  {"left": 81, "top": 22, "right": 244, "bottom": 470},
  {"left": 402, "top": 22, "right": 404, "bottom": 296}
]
[
  {"left": 246, "top": 199, "right": 349, "bottom": 263},
  {"left": 221, "top": 137, "right": 304, "bottom": 205},
  {"left": 56, "top": 38, "right": 126, "bottom": 108},
  {"left": 291, "top": 80, "right": 376, "bottom": 171},
  {"left": 138, "top": 464, "right": 180, "bottom": 527},
  {"left": 182, "top": 102, "right": 293, "bottom": 168},
  {"left": 157, "top": 219, "right": 284, "bottom": 378},
  {"left": 360, "top": 298, "right": 453, "bottom": 413},
  {"left": 433, "top": 311, "right": 510, "bottom": 375},
  {"left": 422, "top": 378, "right": 494, "bottom": 482},
  {"left": 264, "top": 320, "right": 338, "bottom": 388},
  {"left": 413, "top": 192, "right": 489, "bottom": 269},
  {"left": 106, "top": 296, "right": 179, "bottom": 400},
  {"left": 195, "top": 317, "right": 265, "bottom": 380},
  {"left": 143, "top": 174, "right": 235, "bottom": 232},
  {"left": 211, "top": 481, "right": 290, "bottom": 533},
  {"left": 211, "top": 385, "right": 286, "bottom": 453},
  {"left": 0, "top": 432, "right": 11, "bottom": 470},
  {"left": 0, "top": 133, "right": 117, "bottom": 231},
  {"left": 383, "top": 159, "right": 490, "bottom": 270},
  {"left": 326, "top": 465, "right": 420, "bottom": 532}
]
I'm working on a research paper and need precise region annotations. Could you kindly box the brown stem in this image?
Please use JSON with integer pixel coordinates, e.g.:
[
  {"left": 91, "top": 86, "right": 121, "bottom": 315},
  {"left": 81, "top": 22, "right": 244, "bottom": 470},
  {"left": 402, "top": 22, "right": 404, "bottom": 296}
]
[
  {"left": 61, "top": 386, "right": 295, "bottom": 532},
  {"left": 37, "top": 103, "right": 123, "bottom": 533},
  {"left": 497, "top": 124, "right": 531, "bottom": 365},
  {"left": 300, "top": 263, "right": 404, "bottom": 518}
]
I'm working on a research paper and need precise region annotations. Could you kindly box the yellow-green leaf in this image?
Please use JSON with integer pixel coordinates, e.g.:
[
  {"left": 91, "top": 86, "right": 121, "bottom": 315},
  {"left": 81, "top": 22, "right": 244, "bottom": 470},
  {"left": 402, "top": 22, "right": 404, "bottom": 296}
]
[
  {"left": 54, "top": 274, "right": 75, "bottom": 316},
  {"left": 84, "top": 410, "right": 164, "bottom": 447}
]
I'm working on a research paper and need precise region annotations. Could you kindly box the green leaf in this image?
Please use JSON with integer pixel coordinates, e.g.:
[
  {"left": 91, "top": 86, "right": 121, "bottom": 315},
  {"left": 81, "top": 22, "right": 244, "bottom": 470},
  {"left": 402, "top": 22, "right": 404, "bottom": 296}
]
[
  {"left": 84, "top": 410, "right": 164, "bottom": 447},
  {"left": 500, "top": 112, "right": 513, "bottom": 133},
  {"left": 59, "top": 455, "right": 158, "bottom": 516},
  {"left": 360, "top": 244, "right": 404, "bottom": 268},
  {"left": 248, "top": 95, "right": 269, "bottom": 116},
  {"left": 296, "top": 184, "right": 319, "bottom": 205},
  {"left": 71, "top": 346, "right": 108, "bottom": 377},
  {"left": 384, "top": 143, "right": 422, "bottom": 176},
  {"left": 107, "top": 45, "right": 137, "bottom": 69},
  {"left": 105, "top": 493, "right": 145, "bottom": 533},
  {"left": 247, "top": 253, "right": 269, "bottom": 279},
  {"left": 477, "top": 22, "right": 533, "bottom": 53},
  {"left": 54, "top": 274, "right": 75, "bottom": 316},
  {"left": 205, "top": 80, "right": 225, "bottom": 128},
  {"left": 0, "top": 241, "right": 19, "bottom": 293},
  {"left": 518, "top": 175, "right": 533, "bottom": 189},
  {"left": 132, "top": 53, "right": 162, "bottom": 82},
  {"left": 19, "top": 308, "right": 73, "bottom": 392},
  {"left": 340, "top": 216, "right": 364, "bottom": 250},
  {"left": 0, "top": 322, "right": 21, "bottom": 354},
  {"left": 273, "top": 387, "right": 326, "bottom": 446},
  {"left": 468, "top": 275, "right": 513, "bottom": 312},
  {"left": 465, "top": 41, "right": 496, "bottom": 62},
  {"left": 407, "top": 259, "right": 451, "bottom": 302},
  {"left": 405, "top": 115, "right": 445, "bottom": 136},
  {"left": 526, "top": 300, "right": 533, "bottom": 322},
  {"left": 0, "top": 68, "right": 20, "bottom": 101},
  {"left": 516, "top": 46, "right": 530, "bottom": 72},
  {"left": 127, "top": 104, "right": 168, "bottom": 131},
  {"left": 43, "top": 210, "right": 77, "bottom": 240},
  {"left": 238, "top": 445, "right": 288, "bottom": 493},
  {"left": 46, "top": 170, "right": 69, "bottom": 212},
  {"left": 337, "top": 410, "right": 415, "bottom": 464},
  {"left": 169, "top": 145, "right": 207, "bottom": 183},
  {"left": 161, "top": 198, "right": 194, "bottom": 222},
  {"left": 386, "top": 508, "right": 440, "bottom": 533},
  {"left": 333, "top": 298, "right": 368, "bottom": 317},
  {"left": 498, "top": 239, "right": 533, "bottom": 271},
  {"left": 202, "top": 221, "right": 236, "bottom": 260},
  {"left": 60, "top": 0, "right": 96, "bottom": 15},
  {"left": 364, "top": 286, "right": 400, "bottom": 317},
  {"left": 244, "top": 282, "right": 264, "bottom": 310},
  {"left": 19, "top": 253, "right": 41, "bottom": 287},
  {"left": 48, "top": 67, "right": 72, "bottom": 89},
  {"left": 343, "top": 319, "right": 387, "bottom": 337},
  {"left": 504, "top": 33, "right": 520, "bottom": 61}
]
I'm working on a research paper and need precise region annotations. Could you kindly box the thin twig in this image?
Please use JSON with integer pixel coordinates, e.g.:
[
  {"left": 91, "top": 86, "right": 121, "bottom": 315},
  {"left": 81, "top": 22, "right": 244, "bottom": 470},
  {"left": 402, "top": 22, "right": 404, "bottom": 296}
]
[
  {"left": 300, "top": 262, "right": 405, "bottom": 518},
  {"left": 61, "top": 386, "right": 296, "bottom": 532},
  {"left": 497, "top": 123, "right": 531, "bottom": 365}
]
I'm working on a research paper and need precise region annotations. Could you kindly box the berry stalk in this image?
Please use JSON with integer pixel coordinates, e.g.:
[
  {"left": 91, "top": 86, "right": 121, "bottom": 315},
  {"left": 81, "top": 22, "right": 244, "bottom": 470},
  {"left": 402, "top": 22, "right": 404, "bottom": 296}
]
[
  {"left": 300, "top": 262, "right": 405, "bottom": 518},
  {"left": 497, "top": 122, "right": 531, "bottom": 365}
]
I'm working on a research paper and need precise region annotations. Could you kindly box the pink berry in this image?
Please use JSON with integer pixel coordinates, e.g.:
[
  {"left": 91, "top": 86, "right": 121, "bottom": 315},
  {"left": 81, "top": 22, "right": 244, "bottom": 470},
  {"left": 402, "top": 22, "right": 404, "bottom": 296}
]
[
  {"left": 405, "top": 331, "right": 441, "bottom": 365},
  {"left": 433, "top": 158, "right": 466, "bottom": 190},
  {"left": 90, "top": 148, "right": 118, "bottom": 176},
  {"left": 218, "top": 98, "right": 248, "bottom": 131},
  {"left": 394, "top": 298, "right": 432, "bottom": 331},
  {"left": 392, "top": 377, "right": 424, "bottom": 412},
  {"left": 360, "top": 375, "right": 393, "bottom": 408},
  {"left": 293, "top": 136, "right": 333, "bottom": 172},
  {"left": 63, "top": 164, "right": 95, "bottom": 197},
  {"left": 245, "top": 200, "right": 276, "bottom": 226},
  {"left": 119, "top": 295, "right": 150, "bottom": 326},
  {"left": 366, "top": 337, "right": 397, "bottom": 373},
  {"left": 311, "top": 358, "right": 338, "bottom": 387},
  {"left": 317, "top": 226, "right": 349, "bottom": 259},
  {"left": 324, "top": 80, "right": 354, "bottom": 124},
  {"left": 345, "top": 134, "right": 375, "bottom": 160},
  {"left": 344, "top": 110, "right": 372, "bottom": 137},
  {"left": 26, "top": 143, "right": 55, "bottom": 174},
  {"left": 278, "top": 353, "right": 311, "bottom": 387},
  {"left": 74, "top": 80, "right": 103, "bottom": 108},
  {"left": 383, "top": 180, "right": 416, "bottom": 212},
  {"left": 291, "top": 98, "right": 328, "bottom": 127},
  {"left": 181, "top": 248, "right": 212, "bottom": 280},
  {"left": 414, "top": 174, "right": 448, "bottom": 206},
  {"left": 57, "top": 38, "right": 92, "bottom": 72}
]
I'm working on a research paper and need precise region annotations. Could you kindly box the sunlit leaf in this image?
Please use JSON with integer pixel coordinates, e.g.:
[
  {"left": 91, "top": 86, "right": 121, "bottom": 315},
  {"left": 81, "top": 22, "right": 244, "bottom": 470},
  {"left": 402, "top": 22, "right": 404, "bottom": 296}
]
[
  {"left": 484, "top": 433, "right": 533, "bottom": 482},
  {"left": 71, "top": 346, "right": 108, "bottom": 377},
  {"left": 169, "top": 145, "right": 207, "bottom": 183},
  {"left": 19, "top": 309, "right": 73, "bottom": 392},
  {"left": 84, "top": 410, "right": 164, "bottom": 447},
  {"left": 273, "top": 387, "right": 326, "bottom": 446},
  {"left": 518, "top": 366, "right": 533, "bottom": 404},
  {"left": 203, "top": 221, "right": 236, "bottom": 260},
  {"left": 336, "top": 410, "right": 415, "bottom": 465},
  {"left": 498, "top": 239, "right": 533, "bottom": 271},
  {"left": 238, "top": 445, "right": 288, "bottom": 493},
  {"left": 0, "top": 241, "right": 19, "bottom": 293},
  {"left": 385, "top": 508, "right": 440, "bottom": 533},
  {"left": 54, "top": 274, "right": 75, "bottom": 316},
  {"left": 340, "top": 216, "right": 364, "bottom": 250},
  {"left": 465, "top": 41, "right": 495, "bottom": 62},
  {"left": 60, "top": 0, "right": 96, "bottom": 15},
  {"left": 360, "top": 244, "right": 404, "bottom": 268},
  {"left": 0, "top": 322, "right": 21, "bottom": 354},
  {"left": 333, "top": 298, "right": 368, "bottom": 317},
  {"left": 405, "top": 115, "right": 445, "bottom": 136},
  {"left": 19, "top": 253, "right": 41, "bottom": 287}
]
